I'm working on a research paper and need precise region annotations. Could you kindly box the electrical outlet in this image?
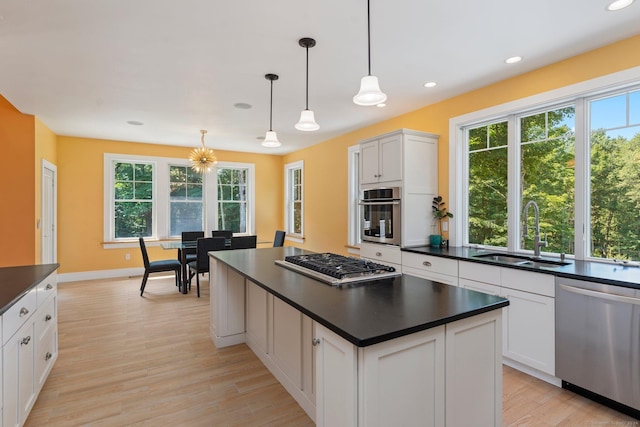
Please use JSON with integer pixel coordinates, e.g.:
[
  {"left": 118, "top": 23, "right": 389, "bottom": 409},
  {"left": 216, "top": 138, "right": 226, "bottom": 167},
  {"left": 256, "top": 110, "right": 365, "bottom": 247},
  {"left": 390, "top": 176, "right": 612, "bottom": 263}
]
[
  {"left": 125, "top": 253, "right": 131, "bottom": 261},
  {"left": 442, "top": 221, "right": 448, "bottom": 232}
]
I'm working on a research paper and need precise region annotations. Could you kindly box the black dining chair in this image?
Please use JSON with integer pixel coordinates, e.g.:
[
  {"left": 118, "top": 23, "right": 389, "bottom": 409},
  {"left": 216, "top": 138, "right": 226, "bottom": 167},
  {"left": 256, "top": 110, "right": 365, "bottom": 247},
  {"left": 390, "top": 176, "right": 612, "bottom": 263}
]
[
  {"left": 212, "top": 230, "right": 233, "bottom": 239},
  {"left": 230, "top": 235, "right": 257, "bottom": 249},
  {"left": 273, "top": 230, "right": 286, "bottom": 247},
  {"left": 138, "top": 237, "right": 182, "bottom": 296},
  {"left": 181, "top": 231, "right": 204, "bottom": 262},
  {"left": 187, "top": 237, "right": 227, "bottom": 297}
]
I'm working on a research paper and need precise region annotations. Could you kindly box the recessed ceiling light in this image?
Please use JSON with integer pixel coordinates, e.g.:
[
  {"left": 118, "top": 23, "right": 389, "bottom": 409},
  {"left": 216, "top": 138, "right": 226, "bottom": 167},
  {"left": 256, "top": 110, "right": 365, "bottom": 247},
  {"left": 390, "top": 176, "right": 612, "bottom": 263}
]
[
  {"left": 234, "top": 103, "right": 252, "bottom": 109},
  {"left": 127, "top": 120, "right": 144, "bottom": 126},
  {"left": 505, "top": 56, "right": 523, "bottom": 64},
  {"left": 607, "top": 0, "right": 634, "bottom": 10},
  {"left": 424, "top": 82, "right": 437, "bottom": 88}
]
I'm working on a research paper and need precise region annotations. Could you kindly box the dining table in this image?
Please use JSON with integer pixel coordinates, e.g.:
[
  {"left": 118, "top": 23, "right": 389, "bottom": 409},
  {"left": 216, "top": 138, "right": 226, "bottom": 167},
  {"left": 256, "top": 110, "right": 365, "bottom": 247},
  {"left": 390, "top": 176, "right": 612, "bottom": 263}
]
[{"left": 160, "top": 236, "right": 269, "bottom": 294}]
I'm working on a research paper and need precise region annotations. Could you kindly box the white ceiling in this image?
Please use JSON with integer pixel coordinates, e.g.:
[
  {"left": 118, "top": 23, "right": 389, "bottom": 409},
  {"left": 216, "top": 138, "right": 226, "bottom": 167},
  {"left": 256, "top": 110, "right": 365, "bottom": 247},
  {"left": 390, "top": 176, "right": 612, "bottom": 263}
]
[{"left": 1, "top": 0, "right": 639, "bottom": 155}]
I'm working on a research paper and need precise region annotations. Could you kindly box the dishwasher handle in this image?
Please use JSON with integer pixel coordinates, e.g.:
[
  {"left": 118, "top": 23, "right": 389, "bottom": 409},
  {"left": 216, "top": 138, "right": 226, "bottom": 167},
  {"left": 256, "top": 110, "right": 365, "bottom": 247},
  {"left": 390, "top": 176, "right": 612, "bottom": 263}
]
[{"left": 559, "top": 283, "right": 640, "bottom": 306}]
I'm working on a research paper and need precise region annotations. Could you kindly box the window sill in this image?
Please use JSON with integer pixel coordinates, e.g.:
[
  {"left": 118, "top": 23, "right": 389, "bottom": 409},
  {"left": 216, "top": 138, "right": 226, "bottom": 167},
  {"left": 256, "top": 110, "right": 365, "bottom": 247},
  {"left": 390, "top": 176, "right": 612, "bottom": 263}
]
[
  {"left": 285, "top": 235, "right": 305, "bottom": 244},
  {"left": 101, "top": 239, "right": 178, "bottom": 249}
]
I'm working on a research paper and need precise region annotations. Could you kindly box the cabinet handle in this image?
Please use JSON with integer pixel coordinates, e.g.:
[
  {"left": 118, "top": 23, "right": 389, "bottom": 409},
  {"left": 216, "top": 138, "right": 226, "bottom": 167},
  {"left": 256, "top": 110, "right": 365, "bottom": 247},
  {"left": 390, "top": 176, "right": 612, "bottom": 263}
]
[
  {"left": 45, "top": 314, "right": 52, "bottom": 322},
  {"left": 375, "top": 252, "right": 382, "bottom": 257},
  {"left": 46, "top": 283, "right": 53, "bottom": 290},
  {"left": 312, "top": 338, "right": 321, "bottom": 347},
  {"left": 45, "top": 352, "right": 53, "bottom": 361},
  {"left": 422, "top": 261, "right": 432, "bottom": 267},
  {"left": 19, "top": 307, "right": 29, "bottom": 317},
  {"left": 21, "top": 336, "right": 31, "bottom": 346}
]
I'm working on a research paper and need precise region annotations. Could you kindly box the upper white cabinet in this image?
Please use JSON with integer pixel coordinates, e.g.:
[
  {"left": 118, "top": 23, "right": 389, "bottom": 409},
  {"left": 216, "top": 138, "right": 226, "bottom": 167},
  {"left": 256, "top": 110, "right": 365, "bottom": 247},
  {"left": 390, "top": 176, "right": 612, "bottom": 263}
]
[
  {"left": 359, "top": 129, "right": 439, "bottom": 247},
  {"left": 360, "top": 134, "right": 403, "bottom": 184}
]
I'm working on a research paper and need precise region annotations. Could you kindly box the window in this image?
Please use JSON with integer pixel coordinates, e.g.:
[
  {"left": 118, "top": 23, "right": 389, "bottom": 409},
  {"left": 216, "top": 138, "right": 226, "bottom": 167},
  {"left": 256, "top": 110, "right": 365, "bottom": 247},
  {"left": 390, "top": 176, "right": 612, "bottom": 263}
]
[
  {"left": 169, "top": 165, "right": 203, "bottom": 235},
  {"left": 105, "top": 154, "right": 255, "bottom": 245},
  {"left": 588, "top": 89, "right": 640, "bottom": 260},
  {"left": 347, "top": 145, "right": 361, "bottom": 249},
  {"left": 285, "top": 160, "right": 303, "bottom": 238},
  {"left": 216, "top": 167, "right": 248, "bottom": 233},
  {"left": 113, "top": 161, "right": 154, "bottom": 238},
  {"left": 452, "top": 69, "right": 640, "bottom": 262}
]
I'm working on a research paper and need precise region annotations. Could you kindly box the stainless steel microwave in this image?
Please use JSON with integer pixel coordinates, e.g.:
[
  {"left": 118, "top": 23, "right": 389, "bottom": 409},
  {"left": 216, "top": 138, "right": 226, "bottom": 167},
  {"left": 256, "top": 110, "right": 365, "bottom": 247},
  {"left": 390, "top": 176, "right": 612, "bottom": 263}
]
[{"left": 360, "top": 187, "right": 401, "bottom": 245}]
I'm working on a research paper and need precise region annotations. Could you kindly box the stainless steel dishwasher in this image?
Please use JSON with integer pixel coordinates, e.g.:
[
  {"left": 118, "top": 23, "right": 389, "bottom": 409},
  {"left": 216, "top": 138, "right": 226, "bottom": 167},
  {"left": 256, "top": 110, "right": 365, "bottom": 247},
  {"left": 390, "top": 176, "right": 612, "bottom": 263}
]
[{"left": 556, "top": 277, "right": 640, "bottom": 416}]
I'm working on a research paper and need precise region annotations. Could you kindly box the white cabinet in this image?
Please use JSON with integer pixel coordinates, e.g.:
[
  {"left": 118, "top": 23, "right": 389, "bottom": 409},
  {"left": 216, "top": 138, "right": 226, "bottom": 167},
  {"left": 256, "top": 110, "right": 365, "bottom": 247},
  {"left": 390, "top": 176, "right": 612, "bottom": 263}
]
[
  {"left": 315, "top": 311, "right": 502, "bottom": 427},
  {"left": 360, "top": 242, "right": 401, "bottom": 269},
  {"left": 359, "top": 129, "right": 439, "bottom": 247},
  {"left": 237, "top": 278, "right": 316, "bottom": 421},
  {"left": 209, "top": 258, "right": 245, "bottom": 348},
  {"left": 3, "top": 271, "right": 57, "bottom": 427},
  {"left": 402, "top": 252, "right": 459, "bottom": 287},
  {"left": 315, "top": 323, "right": 357, "bottom": 427},
  {"left": 360, "top": 134, "right": 403, "bottom": 184},
  {"left": 458, "top": 261, "right": 556, "bottom": 378}
]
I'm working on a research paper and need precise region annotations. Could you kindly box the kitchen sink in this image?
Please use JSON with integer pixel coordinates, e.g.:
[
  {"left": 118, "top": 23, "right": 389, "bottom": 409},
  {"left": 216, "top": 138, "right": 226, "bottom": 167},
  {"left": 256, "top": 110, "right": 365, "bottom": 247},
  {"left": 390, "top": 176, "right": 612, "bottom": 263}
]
[{"left": 472, "top": 252, "right": 571, "bottom": 268}]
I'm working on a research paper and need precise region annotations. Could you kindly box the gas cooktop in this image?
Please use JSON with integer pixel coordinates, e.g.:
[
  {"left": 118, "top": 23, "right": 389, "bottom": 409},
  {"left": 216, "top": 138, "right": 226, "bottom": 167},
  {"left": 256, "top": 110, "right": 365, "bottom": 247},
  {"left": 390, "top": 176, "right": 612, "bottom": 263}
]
[{"left": 275, "top": 253, "right": 401, "bottom": 286}]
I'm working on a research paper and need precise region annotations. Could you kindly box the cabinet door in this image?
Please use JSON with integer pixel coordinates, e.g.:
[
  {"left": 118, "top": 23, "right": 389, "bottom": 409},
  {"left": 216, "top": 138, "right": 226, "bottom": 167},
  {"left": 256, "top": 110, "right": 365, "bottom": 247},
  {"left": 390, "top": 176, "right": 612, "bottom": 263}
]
[
  {"left": 271, "top": 298, "right": 302, "bottom": 388},
  {"left": 360, "top": 139, "right": 381, "bottom": 184},
  {"left": 4, "top": 320, "right": 37, "bottom": 427},
  {"left": 500, "top": 287, "right": 555, "bottom": 375},
  {"left": 361, "top": 326, "right": 445, "bottom": 427},
  {"left": 315, "top": 323, "right": 357, "bottom": 427},
  {"left": 245, "top": 280, "right": 268, "bottom": 355},
  {"left": 378, "top": 134, "right": 402, "bottom": 182}
]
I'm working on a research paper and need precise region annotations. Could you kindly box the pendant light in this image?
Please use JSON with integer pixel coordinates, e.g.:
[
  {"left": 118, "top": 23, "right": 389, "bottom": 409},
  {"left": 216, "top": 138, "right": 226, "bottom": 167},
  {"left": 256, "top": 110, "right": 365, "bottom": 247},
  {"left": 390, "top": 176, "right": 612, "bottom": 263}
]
[
  {"left": 262, "top": 74, "right": 281, "bottom": 147},
  {"left": 295, "top": 37, "right": 320, "bottom": 131},
  {"left": 353, "top": 0, "right": 387, "bottom": 106},
  {"left": 189, "top": 130, "right": 217, "bottom": 173}
]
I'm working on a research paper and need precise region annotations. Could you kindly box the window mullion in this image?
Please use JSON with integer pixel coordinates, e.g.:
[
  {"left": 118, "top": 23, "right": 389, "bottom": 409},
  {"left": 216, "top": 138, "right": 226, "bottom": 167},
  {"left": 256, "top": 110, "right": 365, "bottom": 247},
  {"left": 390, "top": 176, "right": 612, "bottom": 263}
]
[
  {"left": 574, "top": 98, "right": 588, "bottom": 259},
  {"left": 507, "top": 114, "right": 520, "bottom": 252}
]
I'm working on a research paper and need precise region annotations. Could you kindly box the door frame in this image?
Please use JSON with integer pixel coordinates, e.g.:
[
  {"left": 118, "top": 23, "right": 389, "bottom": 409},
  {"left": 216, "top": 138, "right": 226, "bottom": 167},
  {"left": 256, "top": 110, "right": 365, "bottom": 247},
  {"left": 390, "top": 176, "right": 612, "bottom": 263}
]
[{"left": 42, "top": 159, "right": 57, "bottom": 264}]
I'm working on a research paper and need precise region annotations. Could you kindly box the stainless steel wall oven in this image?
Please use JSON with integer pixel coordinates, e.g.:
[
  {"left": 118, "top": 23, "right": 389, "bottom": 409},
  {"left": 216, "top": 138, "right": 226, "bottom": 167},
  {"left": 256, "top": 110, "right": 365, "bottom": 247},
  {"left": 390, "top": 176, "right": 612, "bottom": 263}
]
[{"left": 360, "top": 187, "right": 401, "bottom": 246}]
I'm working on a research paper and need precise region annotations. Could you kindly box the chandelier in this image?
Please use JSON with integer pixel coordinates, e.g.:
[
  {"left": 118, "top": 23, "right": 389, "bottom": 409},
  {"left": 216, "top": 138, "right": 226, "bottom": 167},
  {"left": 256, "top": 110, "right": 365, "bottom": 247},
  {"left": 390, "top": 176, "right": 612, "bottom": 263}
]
[{"left": 189, "top": 130, "right": 217, "bottom": 173}]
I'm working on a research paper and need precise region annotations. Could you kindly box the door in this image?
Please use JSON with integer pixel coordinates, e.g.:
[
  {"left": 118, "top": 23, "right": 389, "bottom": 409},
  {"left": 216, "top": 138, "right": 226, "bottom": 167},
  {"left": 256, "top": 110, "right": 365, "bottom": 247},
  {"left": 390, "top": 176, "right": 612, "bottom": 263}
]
[{"left": 42, "top": 160, "right": 57, "bottom": 264}]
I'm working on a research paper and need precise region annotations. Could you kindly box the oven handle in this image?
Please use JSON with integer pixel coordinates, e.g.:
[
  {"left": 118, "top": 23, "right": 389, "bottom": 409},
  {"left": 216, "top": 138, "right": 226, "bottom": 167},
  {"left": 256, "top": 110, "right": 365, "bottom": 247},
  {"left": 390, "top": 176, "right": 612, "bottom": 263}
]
[
  {"left": 358, "top": 200, "right": 400, "bottom": 206},
  {"left": 559, "top": 283, "right": 640, "bottom": 305}
]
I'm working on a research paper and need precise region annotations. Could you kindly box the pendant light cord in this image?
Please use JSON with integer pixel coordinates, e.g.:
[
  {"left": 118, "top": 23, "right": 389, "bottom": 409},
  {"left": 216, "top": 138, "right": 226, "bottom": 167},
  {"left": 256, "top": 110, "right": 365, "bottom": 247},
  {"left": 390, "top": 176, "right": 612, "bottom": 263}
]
[
  {"left": 367, "top": 0, "right": 371, "bottom": 76},
  {"left": 269, "top": 78, "right": 274, "bottom": 131},
  {"left": 305, "top": 45, "right": 310, "bottom": 110}
]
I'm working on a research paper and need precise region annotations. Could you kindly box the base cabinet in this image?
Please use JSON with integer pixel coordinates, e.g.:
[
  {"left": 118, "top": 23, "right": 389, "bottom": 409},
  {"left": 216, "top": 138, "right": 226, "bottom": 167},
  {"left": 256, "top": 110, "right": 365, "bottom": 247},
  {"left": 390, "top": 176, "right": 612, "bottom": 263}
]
[
  {"left": 315, "top": 310, "right": 501, "bottom": 427},
  {"left": 2, "top": 271, "right": 57, "bottom": 427},
  {"left": 209, "top": 258, "right": 246, "bottom": 347}
]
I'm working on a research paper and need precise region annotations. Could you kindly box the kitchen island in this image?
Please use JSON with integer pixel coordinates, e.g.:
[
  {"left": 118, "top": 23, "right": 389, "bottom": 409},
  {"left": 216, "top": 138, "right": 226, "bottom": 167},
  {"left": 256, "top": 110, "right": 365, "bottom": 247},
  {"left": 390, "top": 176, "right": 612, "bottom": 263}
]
[{"left": 209, "top": 247, "right": 509, "bottom": 427}]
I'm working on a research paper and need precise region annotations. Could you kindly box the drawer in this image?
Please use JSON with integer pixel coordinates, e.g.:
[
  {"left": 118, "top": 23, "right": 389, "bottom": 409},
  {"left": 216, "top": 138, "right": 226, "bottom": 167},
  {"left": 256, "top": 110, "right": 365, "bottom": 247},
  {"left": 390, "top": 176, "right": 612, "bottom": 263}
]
[
  {"left": 360, "top": 243, "right": 402, "bottom": 265},
  {"left": 501, "top": 268, "right": 555, "bottom": 297},
  {"left": 36, "top": 272, "right": 57, "bottom": 307},
  {"left": 402, "top": 252, "right": 458, "bottom": 276},
  {"left": 402, "top": 266, "right": 459, "bottom": 287},
  {"left": 36, "top": 293, "right": 57, "bottom": 340},
  {"left": 458, "top": 261, "right": 501, "bottom": 285},
  {"left": 3, "top": 287, "right": 37, "bottom": 345}
]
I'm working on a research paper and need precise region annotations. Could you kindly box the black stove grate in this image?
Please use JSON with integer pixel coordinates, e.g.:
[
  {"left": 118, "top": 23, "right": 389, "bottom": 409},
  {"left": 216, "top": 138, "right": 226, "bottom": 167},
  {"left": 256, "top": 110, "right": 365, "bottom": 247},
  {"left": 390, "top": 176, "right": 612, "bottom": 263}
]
[{"left": 283, "top": 253, "right": 396, "bottom": 280}]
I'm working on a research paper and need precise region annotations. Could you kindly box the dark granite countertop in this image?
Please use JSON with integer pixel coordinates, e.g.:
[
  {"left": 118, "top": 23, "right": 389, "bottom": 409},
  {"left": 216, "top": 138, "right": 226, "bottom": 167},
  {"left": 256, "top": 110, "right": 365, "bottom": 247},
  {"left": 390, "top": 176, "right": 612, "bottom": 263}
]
[
  {"left": 0, "top": 264, "right": 59, "bottom": 315},
  {"left": 402, "top": 246, "right": 640, "bottom": 289},
  {"left": 211, "top": 247, "right": 508, "bottom": 347}
]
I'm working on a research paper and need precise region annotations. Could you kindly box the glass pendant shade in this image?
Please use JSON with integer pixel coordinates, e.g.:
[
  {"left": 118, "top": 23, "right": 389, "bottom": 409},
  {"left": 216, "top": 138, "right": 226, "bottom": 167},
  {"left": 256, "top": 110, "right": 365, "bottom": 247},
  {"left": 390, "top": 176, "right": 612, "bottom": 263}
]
[
  {"left": 295, "top": 109, "right": 320, "bottom": 131},
  {"left": 262, "top": 130, "right": 281, "bottom": 148},
  {"left": 353, "top": 75, "right": 387, "bottom": 106}
]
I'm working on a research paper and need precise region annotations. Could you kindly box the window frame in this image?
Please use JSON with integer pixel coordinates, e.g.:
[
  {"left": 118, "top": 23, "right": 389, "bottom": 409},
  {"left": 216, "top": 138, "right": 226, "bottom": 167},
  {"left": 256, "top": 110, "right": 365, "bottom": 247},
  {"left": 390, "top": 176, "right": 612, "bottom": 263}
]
[
  {"left": 449, "top": 66, "right": 640, "bottom": 262},
  {"left": 210, "top": 161, "right": 256, "bottom": 236},
  {"left": 347, "top": 145, "right": 361, "bottom": 252},
  {"left": 284, "top": 160, "right": 304, "bottom": 242}
]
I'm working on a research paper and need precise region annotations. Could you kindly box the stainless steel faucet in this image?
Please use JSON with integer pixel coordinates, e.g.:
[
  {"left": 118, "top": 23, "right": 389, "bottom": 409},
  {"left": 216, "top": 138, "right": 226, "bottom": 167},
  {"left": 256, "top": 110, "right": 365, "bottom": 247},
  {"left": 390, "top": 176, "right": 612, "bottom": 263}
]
[{"left": 522, "top": 200, "right": 547, "bottom": 258}]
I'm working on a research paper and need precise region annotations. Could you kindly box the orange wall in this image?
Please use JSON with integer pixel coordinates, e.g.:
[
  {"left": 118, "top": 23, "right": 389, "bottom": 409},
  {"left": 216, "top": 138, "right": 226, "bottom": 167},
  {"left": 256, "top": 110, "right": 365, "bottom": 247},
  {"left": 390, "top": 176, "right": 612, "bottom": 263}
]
[
  {"left": 284, "top": 34, "right": 640, "bottom": 254},
  {"left": 0, "top": 94, "right": 36, "bottom": 267},
  {"left": 56, "top": 136, "right": 282, "bottom": 273}
]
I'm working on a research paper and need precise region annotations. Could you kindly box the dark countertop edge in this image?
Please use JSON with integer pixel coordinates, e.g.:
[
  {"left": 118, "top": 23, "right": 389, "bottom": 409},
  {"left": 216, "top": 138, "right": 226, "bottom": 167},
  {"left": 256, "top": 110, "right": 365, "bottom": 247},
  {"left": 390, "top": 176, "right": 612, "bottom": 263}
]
[
  {"left": 220, "top": 259, "right": 508, "bottom": 347},
  {"left": 0, "top": 264, "right": 60, "bottom": 315},
  {"left": 401, "top": 246, "right": 640, "bottom": 289}
]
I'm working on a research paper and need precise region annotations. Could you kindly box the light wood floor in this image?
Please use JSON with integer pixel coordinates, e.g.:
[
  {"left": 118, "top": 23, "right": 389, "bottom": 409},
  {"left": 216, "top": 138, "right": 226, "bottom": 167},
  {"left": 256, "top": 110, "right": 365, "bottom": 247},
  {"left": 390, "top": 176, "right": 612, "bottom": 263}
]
[{"left": 25, "top": 275, "right": 636, "bottom": 426}]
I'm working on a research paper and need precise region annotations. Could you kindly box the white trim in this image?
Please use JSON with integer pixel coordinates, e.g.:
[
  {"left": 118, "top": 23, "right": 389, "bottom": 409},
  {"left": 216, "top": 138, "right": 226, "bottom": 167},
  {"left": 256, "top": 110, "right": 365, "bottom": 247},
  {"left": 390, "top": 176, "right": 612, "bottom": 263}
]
[
  {"left": 449, "top": 65, "right": 640, "bottom": 248},
  {"left": 347, "top": 145, "right": 361, "bottom": 247},
  {"left": 210, "top": 161, "right": 256, "bottom": 235},
  {"left": 41, "top": 159, "right": 57, "bottom": 263},
  {"left": 58, "top": 267, "right": 145, "bottom": 283},
  {"left": 284, "top": 160, "right": 304, "bottom": 239}
]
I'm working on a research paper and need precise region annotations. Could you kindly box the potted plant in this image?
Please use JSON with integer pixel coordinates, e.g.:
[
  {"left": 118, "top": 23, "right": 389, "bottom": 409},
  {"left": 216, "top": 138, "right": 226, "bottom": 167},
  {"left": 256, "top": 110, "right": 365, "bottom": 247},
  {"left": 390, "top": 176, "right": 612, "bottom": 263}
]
[{"left": 431, "top": 196, "right": 453, "bottom": 247}]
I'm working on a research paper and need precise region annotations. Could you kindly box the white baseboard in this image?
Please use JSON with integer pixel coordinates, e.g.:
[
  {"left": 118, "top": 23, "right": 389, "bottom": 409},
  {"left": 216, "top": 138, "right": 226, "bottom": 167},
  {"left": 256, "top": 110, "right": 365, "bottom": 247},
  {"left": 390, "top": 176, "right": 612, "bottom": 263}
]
[
  {"left": 503, "top": 358, "right": 562, "bottom": 387},
  {"left": 58, "top": 267, "right": 144, "bottom": 283}
]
